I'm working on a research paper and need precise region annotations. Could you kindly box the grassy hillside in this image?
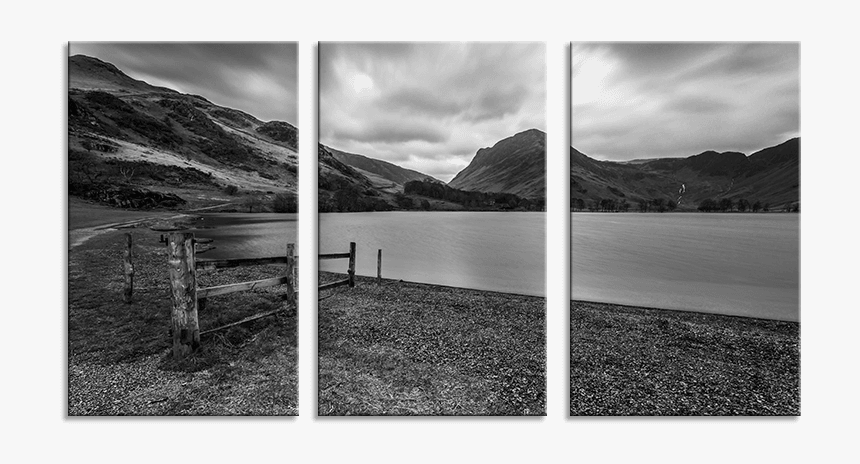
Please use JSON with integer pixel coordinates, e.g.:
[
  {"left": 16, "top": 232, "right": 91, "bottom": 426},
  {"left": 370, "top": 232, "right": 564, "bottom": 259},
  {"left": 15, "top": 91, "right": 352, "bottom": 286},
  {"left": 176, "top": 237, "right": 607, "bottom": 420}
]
[
  {"left": 68, "top": 55, "right": 298, "bottom": 213},
  {"left": 329, "top": 146, "right": 440, "bottom": 191}
]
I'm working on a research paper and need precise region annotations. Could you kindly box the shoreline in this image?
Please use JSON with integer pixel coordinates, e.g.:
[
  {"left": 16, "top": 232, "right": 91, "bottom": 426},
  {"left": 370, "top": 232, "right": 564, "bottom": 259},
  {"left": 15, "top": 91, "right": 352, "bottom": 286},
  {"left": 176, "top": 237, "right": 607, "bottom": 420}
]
[{"left": 570, "top": 298, "right": 799, "bottom": 324}]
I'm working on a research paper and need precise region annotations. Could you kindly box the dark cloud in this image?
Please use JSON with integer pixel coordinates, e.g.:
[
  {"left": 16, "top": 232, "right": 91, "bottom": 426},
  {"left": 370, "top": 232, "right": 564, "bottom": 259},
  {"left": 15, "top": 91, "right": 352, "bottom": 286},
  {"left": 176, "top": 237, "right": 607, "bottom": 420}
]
[
  {"left": 70, "top": 42, "right": 297, "bottom": 123},
  {"left": 571, "top": 42, "right": 799, "bottom": 160},
  {"left": 320, "top": 42, "right": 545, "bottom": 182}
]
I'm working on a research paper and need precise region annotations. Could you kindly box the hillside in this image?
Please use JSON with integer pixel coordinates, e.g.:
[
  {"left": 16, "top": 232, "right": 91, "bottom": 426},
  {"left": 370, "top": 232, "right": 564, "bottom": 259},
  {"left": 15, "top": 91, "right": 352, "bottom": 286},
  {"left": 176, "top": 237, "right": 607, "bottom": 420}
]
[
  {"left": 68, "top": 54, "right": 298, "bottom": 210},
  {"left": 329, "top": 147, "right": 440, "bottom": 192},
  {"left": 319, "top": 129, "right": 550, "bottom": 212},
  {"left": 449, "top": 128, "right": 546, "bottom": 200},
  {"left": 570, "top": 138, "right": 800, "bottom": 211},
  {"left": 318, "top": 144, "right": 394, "bottom": 212}
]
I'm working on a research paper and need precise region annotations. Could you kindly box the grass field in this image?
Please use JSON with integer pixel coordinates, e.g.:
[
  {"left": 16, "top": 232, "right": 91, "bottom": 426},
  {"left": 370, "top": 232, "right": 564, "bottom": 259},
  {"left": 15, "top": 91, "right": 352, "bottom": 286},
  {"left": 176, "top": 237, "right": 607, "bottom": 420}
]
[
  {"left": 570, "top": 301, "right": 800, "bottom": 416},
  {"left": 68, "top": 217, "right": 297, "bottom": 415},
  {"left": 318, "top": 273, "right": 546, "bottom": 416}
]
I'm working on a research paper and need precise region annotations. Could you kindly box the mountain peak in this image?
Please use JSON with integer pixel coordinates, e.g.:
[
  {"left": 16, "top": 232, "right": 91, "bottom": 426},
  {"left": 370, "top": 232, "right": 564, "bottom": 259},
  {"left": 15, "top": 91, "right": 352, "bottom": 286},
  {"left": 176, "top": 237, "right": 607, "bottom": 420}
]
[
  {"left": 70, "top": 54, "right": 124, "bottom": 74},
  {"left": 516, "top": 128, "right": 545, "bottom": 137},
  {"left": 69, "top": 54, "right": 173, "bottom": 94},
  {"left": 448, "top": 130, "right": 546, "bottom": 199}
]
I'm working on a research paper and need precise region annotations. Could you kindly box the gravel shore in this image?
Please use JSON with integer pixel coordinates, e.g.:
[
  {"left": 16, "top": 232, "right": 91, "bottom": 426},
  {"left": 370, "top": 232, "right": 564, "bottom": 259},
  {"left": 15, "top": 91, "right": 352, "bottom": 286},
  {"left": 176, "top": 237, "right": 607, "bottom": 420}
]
[
  {"left": 570, "top": 300, "right": 799, "bottom": 415},
  {"left": 318, "top": 273, "right": 546, "bottom": 416}
]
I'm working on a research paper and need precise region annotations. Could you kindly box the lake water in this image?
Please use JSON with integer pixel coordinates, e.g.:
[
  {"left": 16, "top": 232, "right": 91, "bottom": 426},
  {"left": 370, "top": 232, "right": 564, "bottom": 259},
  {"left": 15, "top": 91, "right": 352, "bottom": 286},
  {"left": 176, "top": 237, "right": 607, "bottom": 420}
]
[
  {"left": 571, "top": 213, "right": 799, "bottom": 321},
  {"left": 190, "top": 213, "right": 297, "bottom": 260},
  {"left": 319, "top": 212, "right": 546, "bottom": 297},
  {"left": 189, "top": 211, "right": 798, "bottom": 321}
]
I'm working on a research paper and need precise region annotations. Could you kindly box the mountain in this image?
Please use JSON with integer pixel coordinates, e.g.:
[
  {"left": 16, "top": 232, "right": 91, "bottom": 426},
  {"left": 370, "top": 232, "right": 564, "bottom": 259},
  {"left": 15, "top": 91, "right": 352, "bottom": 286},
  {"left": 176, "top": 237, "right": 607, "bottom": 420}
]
[
  {"left": 570, "top": 138, "right": 800, "bottom": 210},
  {"left": 318, "top": 129, "right": 548, "bottom": 212},
  {"left": 449, "top": 128, "right": 546, "bottom": 199},
  {"left": 69, "top": 54, "right": 178, "bottom": 95},
  {"left": 328, "top": 147, "right": 439, "bottom": 192},
  {"left": 68, "top": 54, "right": 298, "bottom": 209}
]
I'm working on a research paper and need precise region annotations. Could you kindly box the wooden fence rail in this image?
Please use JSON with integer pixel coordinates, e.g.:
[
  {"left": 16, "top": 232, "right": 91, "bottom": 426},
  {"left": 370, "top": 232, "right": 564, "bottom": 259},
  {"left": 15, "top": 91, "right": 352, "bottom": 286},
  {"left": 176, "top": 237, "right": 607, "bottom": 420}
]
[
  {"left": 196, "top": 256, "right": 292, "bottom": 270},
  {"left": 167, "top": 232, "right": 296, "bottom": 359},
  {"left": 318, "top": 242, "right": 357, "bottom": 291}
]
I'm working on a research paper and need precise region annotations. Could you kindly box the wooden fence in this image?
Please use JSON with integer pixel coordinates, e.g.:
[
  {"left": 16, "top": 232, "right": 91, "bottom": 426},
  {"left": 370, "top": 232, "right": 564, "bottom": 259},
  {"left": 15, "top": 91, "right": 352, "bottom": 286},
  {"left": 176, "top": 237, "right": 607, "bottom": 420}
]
[
  {"left": 165, "top": 236, "right": 376, "bottom": 358},
  {"left": 317, "top": 242, "right": 386, "bottom": 289},
  {"left": 318, "top": 242, "right": 356, "bottom": 291},
  {"left": 166, "top": 232, "right": 296, "bottom": 359}
]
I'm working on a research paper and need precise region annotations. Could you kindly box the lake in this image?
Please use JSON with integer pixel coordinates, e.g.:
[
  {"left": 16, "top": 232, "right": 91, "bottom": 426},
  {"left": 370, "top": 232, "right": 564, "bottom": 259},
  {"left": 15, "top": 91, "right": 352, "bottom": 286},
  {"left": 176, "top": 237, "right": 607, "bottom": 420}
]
[
  {"left": 190, "top": 213, "right": 297, "bottom": 260},
  {"left": 319, "top": 212, "right": 546, "bottom": 297},
  {"left": 189, "top": 211, "right": 798, "bottom": 321},
  {"left": 571, "top": 213, "right": 799, "bottom": 321}
]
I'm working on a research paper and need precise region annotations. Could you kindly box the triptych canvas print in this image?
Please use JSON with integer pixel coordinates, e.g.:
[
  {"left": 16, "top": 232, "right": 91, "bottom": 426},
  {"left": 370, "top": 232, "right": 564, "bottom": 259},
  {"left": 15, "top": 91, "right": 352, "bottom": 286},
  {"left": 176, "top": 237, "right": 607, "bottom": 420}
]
[{"left": 67, "top": 41, "right": 799, "bottom": 416}]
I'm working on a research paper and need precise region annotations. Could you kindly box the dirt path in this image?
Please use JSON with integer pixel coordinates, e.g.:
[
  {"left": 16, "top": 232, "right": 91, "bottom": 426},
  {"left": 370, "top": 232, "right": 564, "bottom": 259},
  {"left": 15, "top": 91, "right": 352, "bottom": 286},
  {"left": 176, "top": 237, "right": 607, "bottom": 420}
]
[{"left": 68, "top": 202, "right": 234, "bottom": 250}]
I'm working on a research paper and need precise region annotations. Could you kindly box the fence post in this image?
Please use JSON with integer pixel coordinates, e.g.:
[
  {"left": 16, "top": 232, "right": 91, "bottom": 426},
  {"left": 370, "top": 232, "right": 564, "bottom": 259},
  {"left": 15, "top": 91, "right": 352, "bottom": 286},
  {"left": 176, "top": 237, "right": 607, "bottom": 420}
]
[
  {"left": 123, "top": 232, "right": 134, "bottom": 303},
  {"left": 377, "top": 249, "right": 382, "bottom": 285},
  {"left": 348, "top": 241, "right": 356, "bottom": 287},
  {"left": 285, "top": 242, "right": 296, "bottom": 306},
  {"left": 167, "top": 232, "right": 200, "bottom": 358}
]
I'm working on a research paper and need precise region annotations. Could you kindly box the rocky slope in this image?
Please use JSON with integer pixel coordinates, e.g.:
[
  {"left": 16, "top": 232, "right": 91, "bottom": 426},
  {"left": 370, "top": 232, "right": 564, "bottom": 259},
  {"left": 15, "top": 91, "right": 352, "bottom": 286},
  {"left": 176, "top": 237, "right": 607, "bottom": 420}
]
[
  {"left": 68, "top": 54, "right": 298, "bottom": 208},
  {"left": 448, "top": 128, "right": 546, "bottom": 200}
]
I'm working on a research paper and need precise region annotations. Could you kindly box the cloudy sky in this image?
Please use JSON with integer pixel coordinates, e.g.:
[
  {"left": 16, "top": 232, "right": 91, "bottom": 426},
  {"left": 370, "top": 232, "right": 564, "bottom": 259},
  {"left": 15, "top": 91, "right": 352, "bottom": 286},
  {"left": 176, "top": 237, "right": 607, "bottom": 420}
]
[
  {"left": 571, "top": 42, "right": 799, "bottom": 161},
  {"left": 70, "top": 42, "right": 298, "bottom": 123},
  {"left": 320, "top": 42, "right": 546, "bottom": 182}
]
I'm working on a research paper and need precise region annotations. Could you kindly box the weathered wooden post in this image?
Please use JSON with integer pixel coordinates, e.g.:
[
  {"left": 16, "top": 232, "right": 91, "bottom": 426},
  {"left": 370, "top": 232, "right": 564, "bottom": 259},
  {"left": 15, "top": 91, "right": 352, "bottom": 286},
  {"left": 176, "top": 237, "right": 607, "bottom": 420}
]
[
  {"left": 167, "top": 232, "right": 200, "bottom": 358},
  {"left": 377, "top": 249, "right": 382, "bottom": 285},
  {"left": 123, "top": 232, "right": 134, "bottom": 303},
  {"left": 285, "top": 242, "right": 296, "bottom": 306},
  {"left": 348, "top": 241, "right": 356, "bottom": 288}
]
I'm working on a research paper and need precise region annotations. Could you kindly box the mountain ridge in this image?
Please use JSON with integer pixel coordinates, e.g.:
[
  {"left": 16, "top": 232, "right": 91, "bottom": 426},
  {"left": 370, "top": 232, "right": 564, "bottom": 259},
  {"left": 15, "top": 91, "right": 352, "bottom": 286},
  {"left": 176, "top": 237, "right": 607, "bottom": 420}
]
[
  {"left": 328, "top": 147, "right": 441, "bottom": 191},
  {"left": 570, "top": 137, "right": 800, "bottom": 210}
]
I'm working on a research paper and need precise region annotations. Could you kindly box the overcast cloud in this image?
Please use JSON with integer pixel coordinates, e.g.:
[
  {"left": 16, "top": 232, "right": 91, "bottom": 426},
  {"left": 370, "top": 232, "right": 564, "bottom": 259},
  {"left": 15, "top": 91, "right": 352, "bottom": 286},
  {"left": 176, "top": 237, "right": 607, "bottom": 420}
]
[
  {"left": 320, "top": 42, "right": 546, "bottom": 182},
  {"left": 70, "top": 42, "right": 297, "bottom": 123},
  {"left": 571, "top": 42, "right": 799, "bottom": 161}
]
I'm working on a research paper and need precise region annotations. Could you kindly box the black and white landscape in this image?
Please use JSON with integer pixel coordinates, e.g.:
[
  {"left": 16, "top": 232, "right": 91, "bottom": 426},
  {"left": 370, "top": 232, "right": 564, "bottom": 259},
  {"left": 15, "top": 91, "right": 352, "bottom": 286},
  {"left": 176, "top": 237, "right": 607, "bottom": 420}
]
[
  {"left": 318, "top": 42, "right": 547, "bottom": 415},
  {"left": 68, "top": 43, "right": 298, "bottom": 415},
  {"left": 569, "top": 42, "right": 800, "bottom": 415}
]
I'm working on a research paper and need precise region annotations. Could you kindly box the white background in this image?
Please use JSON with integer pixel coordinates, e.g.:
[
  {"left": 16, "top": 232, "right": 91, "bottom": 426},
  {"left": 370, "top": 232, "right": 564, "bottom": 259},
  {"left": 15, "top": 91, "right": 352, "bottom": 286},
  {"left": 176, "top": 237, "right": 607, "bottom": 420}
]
[{"left": 1, "top": 1, "right": 858, "bottom": 462}]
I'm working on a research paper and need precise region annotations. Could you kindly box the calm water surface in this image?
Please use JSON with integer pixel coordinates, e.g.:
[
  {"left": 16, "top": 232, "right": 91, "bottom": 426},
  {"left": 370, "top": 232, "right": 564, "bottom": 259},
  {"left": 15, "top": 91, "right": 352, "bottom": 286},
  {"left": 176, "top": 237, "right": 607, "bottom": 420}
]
[
  {"left": 571, "top": 213, "right": 799, "bottom": 321},
  {"left": 190, "top": 213, "right": 297, "bottom": 260},
  {"left": 319, "top": 212, "right": 546, "bottom": 297},
  {"left": 189, "top": 211, "right": 797, "bottom": 321}
]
